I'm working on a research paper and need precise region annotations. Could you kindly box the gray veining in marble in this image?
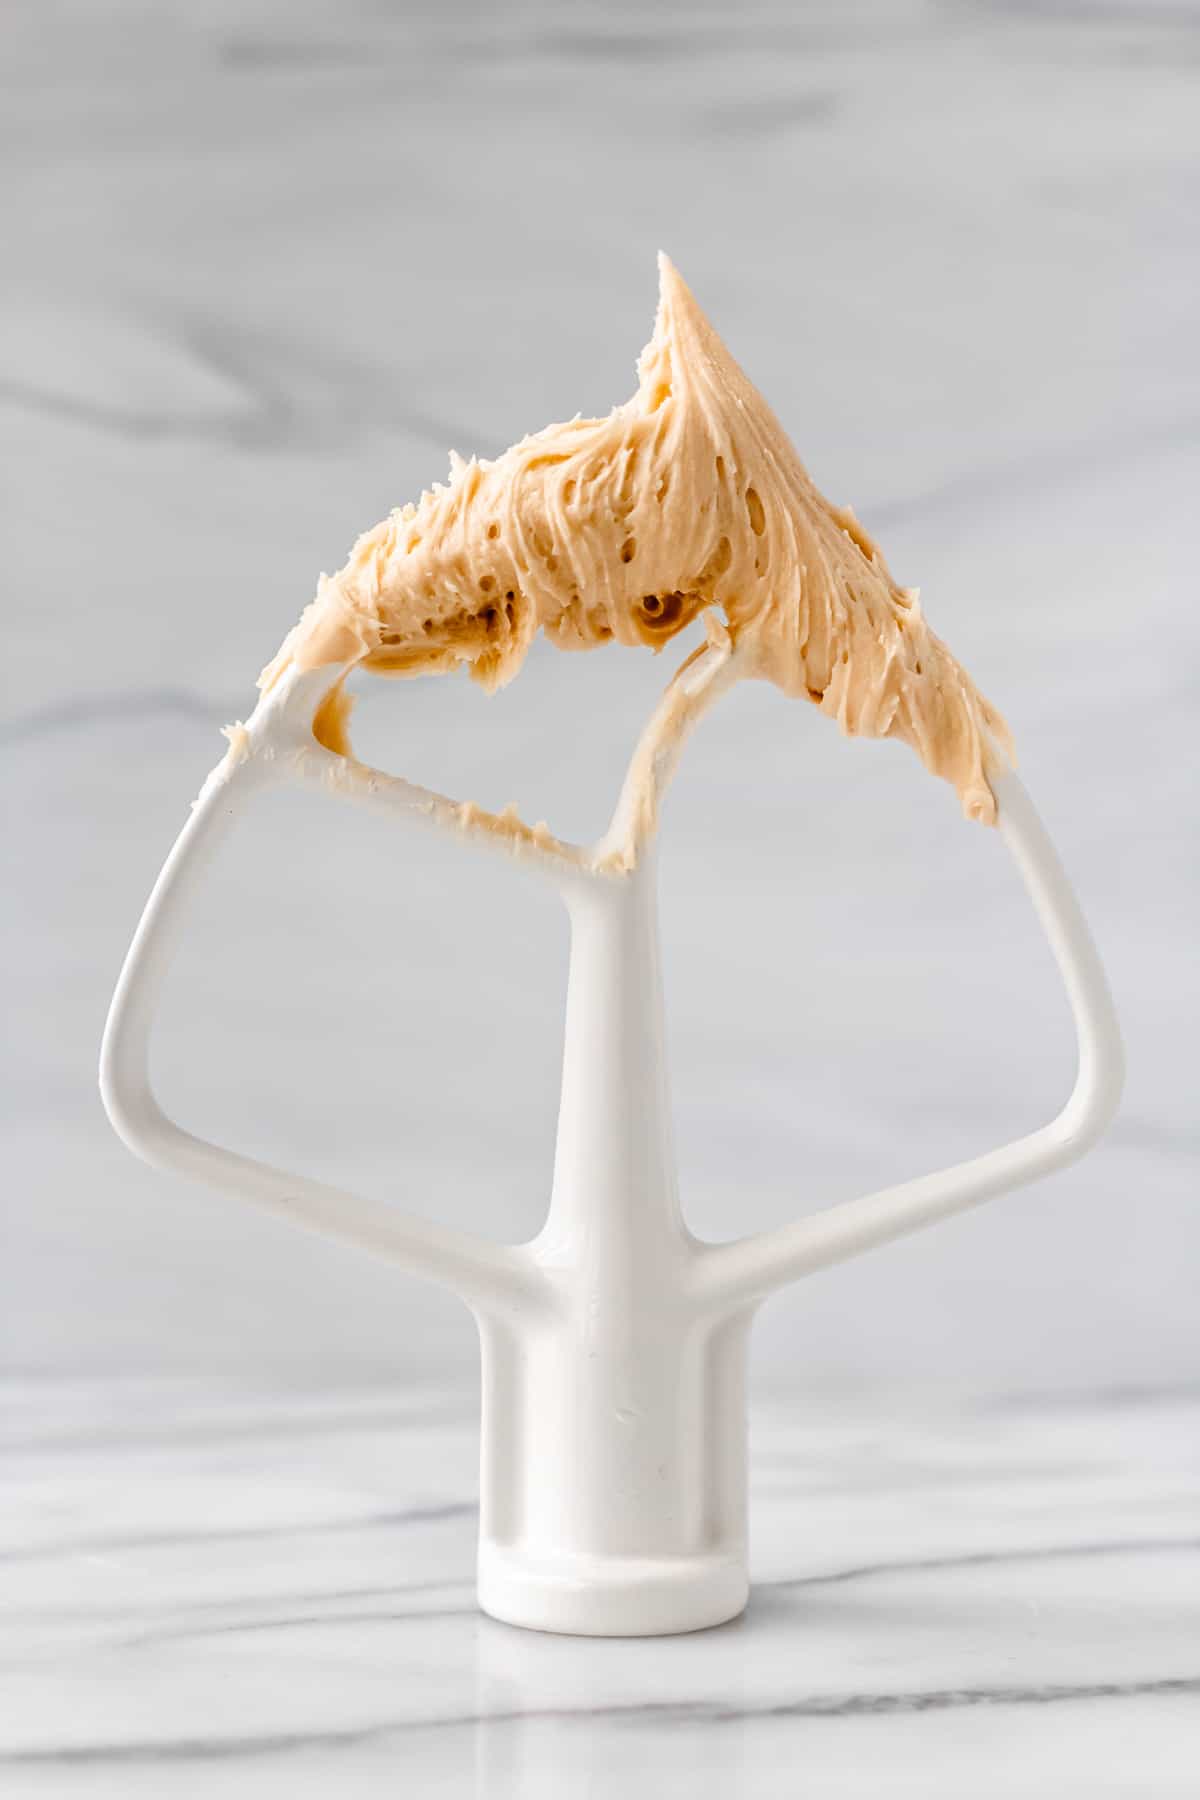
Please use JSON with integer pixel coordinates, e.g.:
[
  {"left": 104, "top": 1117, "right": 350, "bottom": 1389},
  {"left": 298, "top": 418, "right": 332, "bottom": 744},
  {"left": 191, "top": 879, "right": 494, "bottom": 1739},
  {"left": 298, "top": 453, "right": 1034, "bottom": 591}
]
[
  {"left": 2, "top": 1376, "right": 1199, "bottom": 1794},
  {"left": 3, "top": 3, "right": 1198, "bottom": 1390},
  {"left": 6, "top": 10, "right": 1200, "bottom": 1786}
]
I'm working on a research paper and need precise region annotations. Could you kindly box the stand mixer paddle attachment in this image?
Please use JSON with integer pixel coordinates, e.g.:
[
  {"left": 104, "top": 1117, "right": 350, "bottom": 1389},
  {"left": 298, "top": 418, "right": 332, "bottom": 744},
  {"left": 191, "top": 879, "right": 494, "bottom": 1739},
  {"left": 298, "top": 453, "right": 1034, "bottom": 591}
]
[{"left": 102, "top": 258, "right": 1123, "bottom": 1636}]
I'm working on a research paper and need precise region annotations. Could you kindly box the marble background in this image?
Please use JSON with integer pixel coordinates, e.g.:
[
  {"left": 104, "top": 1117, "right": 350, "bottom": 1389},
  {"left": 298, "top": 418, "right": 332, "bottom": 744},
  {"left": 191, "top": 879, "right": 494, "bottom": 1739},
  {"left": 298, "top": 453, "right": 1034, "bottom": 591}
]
[
  {"left": 4, "top": 0, "right": 1199, "bottom": 1394},
  {"left": 4, "top": 4, "right": 1199, "bottom": 1792}
]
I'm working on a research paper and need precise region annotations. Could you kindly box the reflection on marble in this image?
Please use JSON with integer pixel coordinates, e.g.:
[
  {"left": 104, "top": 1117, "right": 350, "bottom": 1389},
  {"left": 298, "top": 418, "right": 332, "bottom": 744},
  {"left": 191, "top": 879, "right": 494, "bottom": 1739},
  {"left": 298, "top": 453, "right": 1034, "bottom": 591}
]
[{"left": 2, "top": 1377, "right": 1198, "bottom": 1794}]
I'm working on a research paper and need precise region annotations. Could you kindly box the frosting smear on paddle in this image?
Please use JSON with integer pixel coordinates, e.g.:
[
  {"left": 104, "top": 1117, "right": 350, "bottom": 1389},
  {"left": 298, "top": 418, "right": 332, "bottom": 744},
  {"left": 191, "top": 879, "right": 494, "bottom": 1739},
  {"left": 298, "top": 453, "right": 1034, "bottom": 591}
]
[{"left": 262, "top": 256, "right": 1010, "bottom": 824}]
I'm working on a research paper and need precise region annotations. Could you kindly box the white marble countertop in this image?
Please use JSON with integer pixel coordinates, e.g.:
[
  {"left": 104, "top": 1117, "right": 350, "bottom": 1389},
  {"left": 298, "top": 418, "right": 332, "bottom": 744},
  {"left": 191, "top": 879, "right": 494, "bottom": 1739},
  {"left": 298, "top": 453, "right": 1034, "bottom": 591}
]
[
  {"left": 3, "top": 1377, "right": 1198, "bottom": 1795},
  {"left": 5, "top": 3, "right": 1199, "bottom": 1789}
]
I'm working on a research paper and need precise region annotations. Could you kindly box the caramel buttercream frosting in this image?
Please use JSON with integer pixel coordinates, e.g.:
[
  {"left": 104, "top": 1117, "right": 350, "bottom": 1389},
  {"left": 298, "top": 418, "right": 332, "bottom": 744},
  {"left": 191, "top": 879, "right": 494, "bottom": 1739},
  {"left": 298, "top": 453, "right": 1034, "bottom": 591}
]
[{"left": 262, "top": 255, "right": 1011, "bottom": 825}]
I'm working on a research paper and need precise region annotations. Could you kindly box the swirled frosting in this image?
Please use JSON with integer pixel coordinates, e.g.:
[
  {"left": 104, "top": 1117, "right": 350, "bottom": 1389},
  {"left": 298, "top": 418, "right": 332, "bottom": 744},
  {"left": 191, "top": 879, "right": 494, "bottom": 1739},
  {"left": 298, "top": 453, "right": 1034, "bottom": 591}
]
[{"left": 262, "top": 255, "right": 1010, "bottom": 823}]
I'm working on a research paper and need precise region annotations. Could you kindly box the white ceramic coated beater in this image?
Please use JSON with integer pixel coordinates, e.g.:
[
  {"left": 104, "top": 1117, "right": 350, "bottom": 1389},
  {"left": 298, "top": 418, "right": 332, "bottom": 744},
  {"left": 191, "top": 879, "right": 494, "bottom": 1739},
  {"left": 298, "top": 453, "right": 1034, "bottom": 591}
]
[{"left": 101, "top": 633, "right": 1123, "bottom": 1638}]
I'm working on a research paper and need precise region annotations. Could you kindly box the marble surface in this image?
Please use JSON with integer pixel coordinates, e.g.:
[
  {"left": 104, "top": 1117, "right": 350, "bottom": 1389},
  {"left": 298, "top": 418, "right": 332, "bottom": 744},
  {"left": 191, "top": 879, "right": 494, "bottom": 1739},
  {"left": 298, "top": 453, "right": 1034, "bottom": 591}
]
[
  {"left": 4, "top": 7, "right": 1199, "bottom": 1382},
  {"left": 6, "top": 7, "right": 1198, "bottom": 1789},
  {"left": 2, "top": 1375, "right": 1199, "bottom": 1794}
]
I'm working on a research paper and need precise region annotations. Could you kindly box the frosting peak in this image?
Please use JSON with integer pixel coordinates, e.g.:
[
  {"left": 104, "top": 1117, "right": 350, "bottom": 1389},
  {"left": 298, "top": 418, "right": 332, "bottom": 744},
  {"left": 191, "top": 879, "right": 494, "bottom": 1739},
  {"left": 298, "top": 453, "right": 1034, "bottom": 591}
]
[{"left": 262, "top": 255, "right": 1010, "bottom": 823}]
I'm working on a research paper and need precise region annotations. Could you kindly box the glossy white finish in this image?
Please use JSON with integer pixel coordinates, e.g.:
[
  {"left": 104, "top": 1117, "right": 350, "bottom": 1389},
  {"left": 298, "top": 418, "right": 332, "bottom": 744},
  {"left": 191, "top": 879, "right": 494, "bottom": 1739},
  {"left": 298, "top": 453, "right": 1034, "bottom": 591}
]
[{"left": 101, "top": 650, "right": 1122, "bottom": 1634}]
